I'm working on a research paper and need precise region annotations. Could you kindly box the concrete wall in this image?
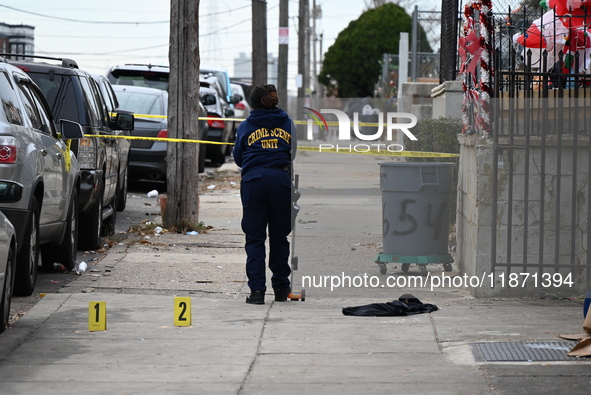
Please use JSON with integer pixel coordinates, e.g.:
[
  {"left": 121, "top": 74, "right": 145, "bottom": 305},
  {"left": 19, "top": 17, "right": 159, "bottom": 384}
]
[
  {"left": 431, "top": 81, "right": 463, "bottom": 119},
  {"left": 399, "top": 82, "right": 437, "bottom": 120},
  {"left": 457, "top": 135, "right": 589, "bottom": 297}
]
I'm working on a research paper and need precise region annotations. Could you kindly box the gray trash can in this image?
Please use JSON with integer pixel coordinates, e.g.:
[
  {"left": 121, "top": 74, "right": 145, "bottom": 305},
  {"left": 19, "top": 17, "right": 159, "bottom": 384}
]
[{"left": 379, "top": 162, "right": 454, "bottom": 256}]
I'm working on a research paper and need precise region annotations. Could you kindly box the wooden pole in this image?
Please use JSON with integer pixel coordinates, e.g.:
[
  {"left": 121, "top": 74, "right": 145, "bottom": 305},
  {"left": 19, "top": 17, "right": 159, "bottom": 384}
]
[{"left": 166, "top": 0, "right": 201, "bottom": 230}]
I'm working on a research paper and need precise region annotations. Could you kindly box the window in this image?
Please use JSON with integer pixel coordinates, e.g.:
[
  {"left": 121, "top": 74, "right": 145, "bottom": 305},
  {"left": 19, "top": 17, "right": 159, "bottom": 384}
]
[
  {"left": 0, "top": 71, "right": 24, "bottom": 125},
  {"left": 15, "top": 81, "right": 42, "bottom": 130},
  {"left": 28, "top": 72, "right": 80, "bottom": 125},
  {"left": 115, "top": 91, "right": 164, "bottom": 115},
  {"left": 27, "top": 83, "right": 55, "bottom": 136},
  {"left": 79, "top": 75, "right": 102, "bottom": 128},
  {"left": 88, "top": 77, "right": 109, "bottom": 128}
]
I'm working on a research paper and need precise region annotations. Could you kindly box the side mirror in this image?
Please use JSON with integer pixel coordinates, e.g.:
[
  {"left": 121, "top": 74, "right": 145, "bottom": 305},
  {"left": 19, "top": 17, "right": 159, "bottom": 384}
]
[
  {"left": 0, "top": 180, "right": 23, "bottom": 203},
  {"left": 202, "top": 94, "right": 216, "bottom": 106},
  {"left": 230, "top": 94, "right": 241, "bottom": 105},
  {"left": 112, "top": 110, "right": 135, "bottom": 131},
  {"left": 225, "top": 108, "right": 235, "bottom": 118},
  {"left": 59, "top": 119, "right": 84, "bottom": 139}
]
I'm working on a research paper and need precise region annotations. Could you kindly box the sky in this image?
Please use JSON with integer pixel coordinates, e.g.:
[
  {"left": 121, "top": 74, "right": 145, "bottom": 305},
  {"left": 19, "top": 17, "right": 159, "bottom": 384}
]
[{"left": 0, "top": 0, "right": 435, "bottom": 92}]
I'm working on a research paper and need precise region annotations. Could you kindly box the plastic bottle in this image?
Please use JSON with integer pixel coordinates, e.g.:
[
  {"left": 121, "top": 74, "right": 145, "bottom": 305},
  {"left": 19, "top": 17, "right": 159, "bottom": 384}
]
[
  {"left": 53, "top": 262, "right": 66, "bottom": 272},
  {"left": 75, "top": 261, "right": 87, "bottom": 275}
]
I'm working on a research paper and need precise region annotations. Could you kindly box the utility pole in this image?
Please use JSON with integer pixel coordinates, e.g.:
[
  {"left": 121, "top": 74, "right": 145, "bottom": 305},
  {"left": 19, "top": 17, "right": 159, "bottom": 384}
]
[
  {"left": 252, "top": 0, "right": 268, "bottom": 86},
  {"left": 319, "top": 32, "right": 323, "bottom": 97},
  {"left": 166, "top": 0, "right": 201, "bottom": 229},
  {"left": 297, "top": 0, "right": 308, "bottom": 98},
  {"left": 411, "top": 5, "right": 418, "bottom": 82},
  {"left": 278, "top": 0, "right": 288, "bottom": 105},
  {"left": 312, "top": 0, "right": 317, "bottom": 96}
]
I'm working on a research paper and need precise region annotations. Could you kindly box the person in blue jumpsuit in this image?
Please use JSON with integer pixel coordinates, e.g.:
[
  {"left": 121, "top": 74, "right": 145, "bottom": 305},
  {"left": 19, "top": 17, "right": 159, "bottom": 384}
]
[{"left": 232, "top": 84, "right": 297, "bottom": 304}]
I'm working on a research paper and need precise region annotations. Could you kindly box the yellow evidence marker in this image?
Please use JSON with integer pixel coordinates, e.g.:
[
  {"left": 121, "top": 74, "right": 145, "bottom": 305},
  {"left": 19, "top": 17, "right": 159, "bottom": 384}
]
[
  {"left": 174, "top": 297, "right": 192, "bottom": 326},
  {"left": 88, "top": 301, "right": 107, "bottom": 331}
]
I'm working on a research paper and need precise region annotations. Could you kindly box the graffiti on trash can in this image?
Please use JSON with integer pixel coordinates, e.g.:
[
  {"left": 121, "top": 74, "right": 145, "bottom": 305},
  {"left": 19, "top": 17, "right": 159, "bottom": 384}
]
[{"left": 383, "top": 199, "right": 447, "bottom": 240}]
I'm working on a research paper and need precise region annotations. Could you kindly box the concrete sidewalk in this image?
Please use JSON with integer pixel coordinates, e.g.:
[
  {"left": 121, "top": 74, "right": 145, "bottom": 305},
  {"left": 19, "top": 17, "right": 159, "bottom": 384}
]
[{"left": 0, "top": 160, "right": 590, "bottom": 394}]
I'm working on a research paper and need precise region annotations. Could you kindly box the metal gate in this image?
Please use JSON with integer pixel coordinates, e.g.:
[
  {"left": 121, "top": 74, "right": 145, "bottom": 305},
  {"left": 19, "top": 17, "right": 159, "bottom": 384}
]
[{"left": 489, "top": 6, "right": 591, "bottom": 294}]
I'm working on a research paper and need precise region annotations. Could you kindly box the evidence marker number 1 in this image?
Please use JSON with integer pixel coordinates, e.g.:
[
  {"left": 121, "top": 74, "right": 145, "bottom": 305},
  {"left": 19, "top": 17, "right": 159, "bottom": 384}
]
[
  {"left": 174, "top": 297, "right": 192, "bottom": 326},
  {"left": 88, "top": 301, "right": 107, "bottom": 331}
]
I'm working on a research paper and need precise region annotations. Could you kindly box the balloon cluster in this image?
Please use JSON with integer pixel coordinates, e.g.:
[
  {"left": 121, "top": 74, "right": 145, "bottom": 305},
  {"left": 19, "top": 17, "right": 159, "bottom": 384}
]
[{"left": 513, "top": 0, "right": 591, "bottom": 73}]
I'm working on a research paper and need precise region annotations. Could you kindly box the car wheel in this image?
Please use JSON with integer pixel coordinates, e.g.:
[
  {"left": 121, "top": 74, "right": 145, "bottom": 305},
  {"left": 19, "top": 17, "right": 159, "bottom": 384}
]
[
  {"left": 117, "top": 165, "right": 128, "bottom": 212},
  {"left": 211, "top": 146, "right": 226, "bottom": 167},
  {"left": 79, "top": 184, "right": 103, "bottom": 251},
  {"left": 225, "top": 128, "right": 236, "bottom": 156},
  {"left": 42, "top": 188, "right": 79, "bottom": 270},
  {"left": 0, "top": 243, "right": 16, "bottom": 333},
  {"left": 102, "top": 186, "right": 118, "bottom": 237},
  {"left": 198, "top": 144, "right": 206, "bottom": 173},
  {"left": 207, "top": 144, "right": 226, "bottom": 167},
  {"left": 14, "top": 196, "right": 40, "bottom": 296}
]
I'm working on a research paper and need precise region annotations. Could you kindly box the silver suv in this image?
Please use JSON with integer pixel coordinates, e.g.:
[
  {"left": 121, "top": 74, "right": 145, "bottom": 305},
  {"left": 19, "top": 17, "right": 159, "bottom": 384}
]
[
  {"left": 6, "top": 55, "right": 134, "bottom": 251},
  {"left": 0, "top": 60, "right": 84, "bottom": 296}
]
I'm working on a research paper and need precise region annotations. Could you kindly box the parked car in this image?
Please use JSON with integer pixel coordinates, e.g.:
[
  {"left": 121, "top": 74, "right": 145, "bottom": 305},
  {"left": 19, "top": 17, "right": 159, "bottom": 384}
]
[
  {"left": 5, "top": 55, "right": 134, "bottom": 250},
  {"left": 112, "top": 85, "right": 209, "bottom": 180},
  {"left": 230, "top": 83, "right": 251, "bottom": 122},
  {"left": 229, "top": 82, "right": 251, "bottom": 153},
  {"left": 91, "top": 74, "right": 131, "bottom": 211},
  {"left": 0, "top": 210, "right": 16, "bottom": 333},
  {"left": 200, "top": 65, "right": 233, "bottom": 104},
  {"left": 200, "top": 79, "right": 237, "bottom": 165},
  {"left": 0, "top": 59, "right": 84, "bottom": 296},
  {"left": 107, "top": 63, "right": 236, "bottom": 167}
]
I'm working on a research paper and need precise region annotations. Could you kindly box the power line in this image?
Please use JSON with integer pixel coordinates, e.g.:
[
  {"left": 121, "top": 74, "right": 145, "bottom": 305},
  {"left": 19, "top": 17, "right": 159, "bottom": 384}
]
[
  {"left": 0, "top": 2, "right": 272, "bottom": 25},
  {"left": 0, "top": 3, "right": 168, "bottom": 24},
  {"left": 37, "top": 43, "right": 168, "bottom": 56},
  {"left": 199, "top": 4, "right": 250, "bottom": 17}
]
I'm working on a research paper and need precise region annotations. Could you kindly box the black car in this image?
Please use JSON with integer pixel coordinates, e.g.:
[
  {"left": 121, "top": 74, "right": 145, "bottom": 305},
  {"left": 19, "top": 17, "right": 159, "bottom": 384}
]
[{"left": 4, "top": 54, "right": 134, "bottom": 250}]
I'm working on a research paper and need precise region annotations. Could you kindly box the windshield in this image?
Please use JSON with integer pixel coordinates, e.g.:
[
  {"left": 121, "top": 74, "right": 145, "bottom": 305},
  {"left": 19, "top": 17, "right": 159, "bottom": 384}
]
[
  {"left": 115, "top": 91, "right": 165, "bottom": 116},
  {"left": 108, "top": 70, "right": 169, "bottom": 91}
]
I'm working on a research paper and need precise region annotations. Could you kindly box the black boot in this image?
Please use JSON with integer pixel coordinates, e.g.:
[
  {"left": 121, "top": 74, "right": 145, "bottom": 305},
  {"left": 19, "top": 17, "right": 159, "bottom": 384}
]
[
  {"left": 246, "top": 290, "right": 265, "bottom": 304},
  {"left": 274, "top": 288, "right": 291, "bottom": 302}
]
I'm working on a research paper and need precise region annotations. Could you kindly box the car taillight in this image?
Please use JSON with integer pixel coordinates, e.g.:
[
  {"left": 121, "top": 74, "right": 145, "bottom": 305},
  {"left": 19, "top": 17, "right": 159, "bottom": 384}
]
[
  {"left": 235, "top": 102, "right": 246, "bottom": 110},
  {"left": 0, "top": 137, "right": 17, "bottom": 164},
  {"left": 77, "top": 137, "right": 97, "bottom": 169},
  {"left": 207, "top": 116, "right": 225, "bottom": 129},
  {"left": 157, "top": 130, "right": 168, "bottom": 138}
]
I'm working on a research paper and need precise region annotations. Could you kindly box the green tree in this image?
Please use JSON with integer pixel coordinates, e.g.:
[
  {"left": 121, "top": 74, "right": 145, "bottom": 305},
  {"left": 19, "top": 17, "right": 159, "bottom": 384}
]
[{"left": 318, "top": 3, "right": 431, "bottom": 97}]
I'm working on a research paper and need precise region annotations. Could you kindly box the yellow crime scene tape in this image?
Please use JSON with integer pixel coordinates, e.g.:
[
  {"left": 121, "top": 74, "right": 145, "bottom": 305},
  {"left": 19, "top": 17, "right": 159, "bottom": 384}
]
[{"left": 92, "top": 115, "right": 459, "bottom": 158}]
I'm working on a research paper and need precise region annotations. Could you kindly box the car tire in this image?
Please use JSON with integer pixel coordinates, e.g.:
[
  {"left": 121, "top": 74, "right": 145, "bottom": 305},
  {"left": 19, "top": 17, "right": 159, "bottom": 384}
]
[
  {"left": 0, "top": 243, "right": 16, "bottom": 333},
  {"left": 14, "top": 196, "right": 40, "bottom": 297},
  {"left": 42, "top": 188, "right": 79, "bottom": 270},
  {"left": 102, "top": 186, "right": 118, "bottom": 237},
  {"left": 79, "top": 184, "right": 103, "bottom": 251},
  {"left": 117, "top": 165, "right": 128, "bottom": 212},
  {"left": 211, "top": 146, "right": 226, "bottom": 167},
  {"left": 199, "top": 144, "right": 206, "bottom": 173}
]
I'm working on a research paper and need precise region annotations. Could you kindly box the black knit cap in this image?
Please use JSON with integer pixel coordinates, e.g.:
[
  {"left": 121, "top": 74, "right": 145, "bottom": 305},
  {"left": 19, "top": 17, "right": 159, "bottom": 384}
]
[{"left": 250, "top": 84, "right": 279, "bottom": 110}]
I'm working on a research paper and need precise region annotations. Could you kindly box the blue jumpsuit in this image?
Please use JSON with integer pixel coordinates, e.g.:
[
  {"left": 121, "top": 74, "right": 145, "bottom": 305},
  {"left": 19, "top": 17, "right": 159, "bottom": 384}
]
[{"left": 232, "top": 108, "right": 297, "bottom": 292}]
